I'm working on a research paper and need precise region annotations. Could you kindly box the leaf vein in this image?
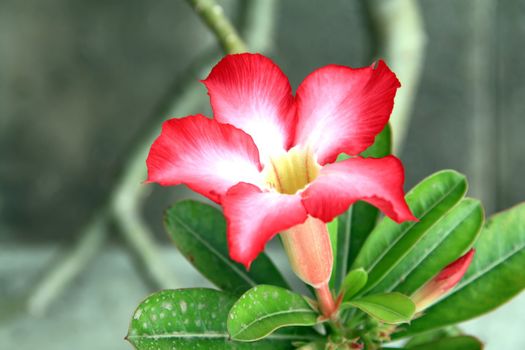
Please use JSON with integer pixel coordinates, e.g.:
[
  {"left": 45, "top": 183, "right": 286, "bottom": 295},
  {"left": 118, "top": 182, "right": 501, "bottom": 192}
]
[{"left": 171, "top": 214, "right": 257, "bottom": 287}]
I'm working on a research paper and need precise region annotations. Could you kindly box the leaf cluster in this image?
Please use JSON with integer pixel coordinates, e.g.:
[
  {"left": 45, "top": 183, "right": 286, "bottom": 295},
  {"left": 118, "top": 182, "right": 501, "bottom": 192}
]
[{"left": 127, "top": 127, "right": 525, "bottom": 349}]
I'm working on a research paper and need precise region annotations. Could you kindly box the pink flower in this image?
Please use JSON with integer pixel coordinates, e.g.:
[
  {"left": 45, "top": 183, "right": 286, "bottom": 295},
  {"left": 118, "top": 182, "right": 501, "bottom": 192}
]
[
  {"left": 412, "top": 249, "right": 476, "bottom": 312},
  {"left": 146, "top": 53, "right": 416, "bottom": 269}
]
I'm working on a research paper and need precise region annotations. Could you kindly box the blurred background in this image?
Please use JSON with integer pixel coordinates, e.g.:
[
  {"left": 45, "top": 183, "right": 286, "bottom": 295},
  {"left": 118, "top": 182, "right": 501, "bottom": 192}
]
[{"left": 1, "top": 0, "right": 524, "bottom": 349}]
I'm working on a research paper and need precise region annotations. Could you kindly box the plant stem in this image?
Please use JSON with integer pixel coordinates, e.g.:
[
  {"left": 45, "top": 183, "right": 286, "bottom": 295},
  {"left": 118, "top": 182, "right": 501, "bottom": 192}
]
[
  {"left": 27, "top": 0, "right": 277, "bottom": 315},
  {"left": 239, "top": 0, "right": 277, "bottom": 54},
  {"left": 27, "top": 53, "right": 217, "bottom": 314},
  {"left": 362, "top": 0, "right": 426, "bottom": 154},
  {"left": 468, "top": 0, "right": 497, "bottom": 213},
  {"left": 111, "top": 72, "right": 210, "bottom": 288},
  {"left": 27, "top": 212, "right": 107, "bottom": 316},
  {"left": 187, "top": 0, "right": 247, "bottom": 53},
  {"left": 315, "top": 283, "right": 337, "bottom": 318}
]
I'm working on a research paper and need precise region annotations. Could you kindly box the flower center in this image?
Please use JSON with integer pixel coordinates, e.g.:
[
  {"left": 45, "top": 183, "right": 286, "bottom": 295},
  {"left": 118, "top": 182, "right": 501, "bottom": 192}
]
[{"left": 265, "top": 147, "right": 320, "bottom": 194}]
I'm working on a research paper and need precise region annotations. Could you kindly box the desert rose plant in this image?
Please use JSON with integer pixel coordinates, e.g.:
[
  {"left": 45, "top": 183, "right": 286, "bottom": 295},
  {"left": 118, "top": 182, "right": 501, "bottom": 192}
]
[{"left": 126, "top": 53, "right": 525, "bottom": 350}]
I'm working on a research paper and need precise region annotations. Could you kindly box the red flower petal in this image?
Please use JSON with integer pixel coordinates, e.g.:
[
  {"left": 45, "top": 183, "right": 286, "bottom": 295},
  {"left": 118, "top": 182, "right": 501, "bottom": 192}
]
[
  {"left": 301, "top": 156, "right": 416, "bottom": 223},
  {"left": 294, "top": 60, "right": 400, "bottom": 164},
  {"left": 203, "top": 53, "right": 296, "bottom": 162},
  {"left": 146, "top": 115, "right": 263, "bottom": 203},
  {"left": 223, "top": 182, "right": 308, "bottom": 269}
]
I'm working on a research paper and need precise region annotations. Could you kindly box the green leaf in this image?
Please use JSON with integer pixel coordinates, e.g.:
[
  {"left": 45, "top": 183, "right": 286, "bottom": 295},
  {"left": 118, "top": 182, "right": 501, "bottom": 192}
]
[
  {"left": 341, "top": 292, "right": 415, "bottom": 324},
  {"left": 327, "top": 218, "right": 339, "bottom": 290},
  {"left": 334, "top": 125, "right": 392, "bottom": 290},
  {"left": 295, "top": 340, "right": 327, "bottom": 350},
  {"left": 127, "top": 289, "right": 310, "bottom": 349},
  {"left": 335, "top": 203, "right": 380, "bottom": 291},
  {"left": 404, "top": 326, "right": 463, "bottom": 347},
  {"left": 227, "top": 285, "right": 318, "bottom": 341},
  {"left": 341, "top": 268, "right": 368, "bottom": 301},
  {"left": 406, "top": 335, "right": 483, "bottom": 350},
  {"left": 360, "top": 123, "right": 392, "bottom": 158},
  {"left": 164, "top": 200, "right": 289, "bottom": 295},
  {"left": 337, "top": 124, "right": 392, "bottom": 162},
  {"left": 370, "top": 198, "right": 483, "bottom": 295},
  {"left": 394, "top": 203, "right": 525, "bottom": 338},
  {"left": 352, "top": 170, "right": 468, "bottom": 294}
]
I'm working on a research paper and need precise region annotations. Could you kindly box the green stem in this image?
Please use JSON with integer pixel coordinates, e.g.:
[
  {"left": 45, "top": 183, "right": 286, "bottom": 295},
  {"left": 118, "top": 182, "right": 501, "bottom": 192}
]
[
  {"left": 315, "top": 283, "right": 337, "bottom": 318},
  {"left": 361, "top": 0, "right": 426, "bottom": 154},
  {"left": 187, "top": 0, "right": 248, "bottom": 53},
  {"left": 27, "top": 212, "right": 107, "bottom": 316},
  {"left": 239, "top": 0, "right": 277, "bottom": 53}
]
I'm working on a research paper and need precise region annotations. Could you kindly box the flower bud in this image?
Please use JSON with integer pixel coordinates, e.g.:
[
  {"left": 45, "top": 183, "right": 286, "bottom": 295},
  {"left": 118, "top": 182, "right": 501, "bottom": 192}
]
[
  {"left": 280, "top": 216, "right": 336, "bottom": 317},
  {"left": 412, "top": 249, "right": 475, "bottom": 312},
  {"left": 280, "top": 216, "right": 333, "bottom": 288}
]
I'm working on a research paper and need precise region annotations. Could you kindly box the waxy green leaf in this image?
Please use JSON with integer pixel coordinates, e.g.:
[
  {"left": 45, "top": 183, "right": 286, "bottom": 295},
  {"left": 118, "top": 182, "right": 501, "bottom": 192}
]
[
  {"left": 352, "top": 170, "right": 468, "bottom": 294},
  {"left": 403, "top": 326, "right": 462, "bottom": 347},
  {"left": 371, "top": 198, "right": 483, "bottom": 295},
  {"left": 341, "top": 292, "right": 415, "bottom": 324},
  {"left": 227, "top": 285, "right": 318, "bottom": 341},
  {"left": 394, "top": 203, "right": 525, "bottom": 338},
  {"left": 327, "top": 218, "right": 339, "bottom": 290},
  {"left": 406, "top": 335, "right": 483, "bottom": 350},
  {"left": 127, "top": 289, "right": 309, "bottom": 349},
  {"left": 341, "top": 268, "right": 368, "bottom": 301},
  {"left": 334, "top": 125, "right": 392, "bottom": 291},
  {"left": 164, "top": 200, "right": 289, "bottom": 295}
]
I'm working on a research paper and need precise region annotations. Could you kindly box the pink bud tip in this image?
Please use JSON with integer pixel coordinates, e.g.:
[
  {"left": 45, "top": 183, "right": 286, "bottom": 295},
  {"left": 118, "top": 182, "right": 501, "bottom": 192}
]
[
  {"left": 412, "top": 249, "right": 475, "bottom": 312},
  {"left": 434, "top": 248, "right": 475, "bottom": 292}
]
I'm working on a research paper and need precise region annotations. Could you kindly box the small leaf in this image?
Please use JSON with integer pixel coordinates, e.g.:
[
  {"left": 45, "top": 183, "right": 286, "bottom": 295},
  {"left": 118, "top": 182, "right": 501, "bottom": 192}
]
[
  {"left": 127, "top": 289, "right": 310, "bottom": 349},
  {"left": 334, "top": 125, "right": 392, "bottom": 288},
  {"left": 164, "top": 200, "right": 289, "bottom": 295},
  {"left": 341, "top": 268, "right": 368, "bottom": 301},
  {"left": 228, "top": 285, "right": 318, "bottom": 341},
  {"left": 406, "top": 335, "right": 483, "bottom": 350},
  {"left": 352, "top": 170, "right": 468, "bottom": 294},
  {"left": 342, "top": 292, "right": 415, "bottom": 324},
  {"left": 394, "top": 203, "right": 525, "bottom": 338}
]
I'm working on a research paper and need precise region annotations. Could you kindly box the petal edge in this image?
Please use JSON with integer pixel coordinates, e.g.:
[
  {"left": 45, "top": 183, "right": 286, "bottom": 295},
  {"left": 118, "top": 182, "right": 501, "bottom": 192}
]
[
  {"left": 294, "top": 60, "right": 400, "bottom": 164},
  {"left": 203, "top": 53, "right": 296, "bottom": 162},
  {"left": 301, "top": 156, "right": 417, "bottom": 223},
  {"left": 146, "top": 115, "right": 263, "bottom": 203},
  {"left": 223, "top": 183, "right": 308, "bottom": 268}
]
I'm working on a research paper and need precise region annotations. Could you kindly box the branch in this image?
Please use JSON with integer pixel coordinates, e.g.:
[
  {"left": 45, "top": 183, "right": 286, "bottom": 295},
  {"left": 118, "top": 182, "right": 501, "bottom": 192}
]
[
  {"left": 111, "top": 65, "right": 212, "bottom": 289},
  {"left": 112, "top": 0, "right": 279, "bottom": 287},
  {"left": 363, "top": 0, "right": 426, "bottom": 154},
  {"left": 468, "top": 0, "right": 497, "bottom": 212},
  {"left": 27, "top": 56, "right": 213, "bottom": 315},
  {"left": 27, "top": 212, "right": 107, "bottom": 315},
  {"left": 187, "top": 0, "right": 247, "bottom": 53},
  {"left": 27, "top": 0, "right": 278, "bottom": 315},
  {"left": 239, "top": 0, "right": 278, "bottom": 54}
]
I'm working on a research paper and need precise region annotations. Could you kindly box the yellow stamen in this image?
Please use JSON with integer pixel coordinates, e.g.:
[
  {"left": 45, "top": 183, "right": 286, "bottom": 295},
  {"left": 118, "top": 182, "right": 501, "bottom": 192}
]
[{"left": 265, "top": 147, "right": 320, "bottom": 194}]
